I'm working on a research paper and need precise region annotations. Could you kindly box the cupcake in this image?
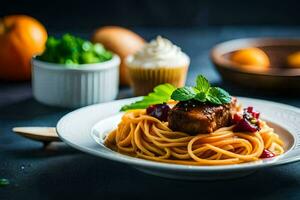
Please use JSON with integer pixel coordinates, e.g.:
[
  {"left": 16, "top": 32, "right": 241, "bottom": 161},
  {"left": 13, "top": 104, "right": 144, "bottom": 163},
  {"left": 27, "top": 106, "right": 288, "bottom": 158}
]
[{"left": 126, "top": 36, "right": 190, "bottom": 96}]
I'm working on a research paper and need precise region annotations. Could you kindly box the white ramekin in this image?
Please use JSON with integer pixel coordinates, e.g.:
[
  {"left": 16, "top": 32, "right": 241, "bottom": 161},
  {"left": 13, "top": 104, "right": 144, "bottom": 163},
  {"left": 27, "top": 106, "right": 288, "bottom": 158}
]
[{"left": 32, "top": 55, "right": 120, "bottom": 108}]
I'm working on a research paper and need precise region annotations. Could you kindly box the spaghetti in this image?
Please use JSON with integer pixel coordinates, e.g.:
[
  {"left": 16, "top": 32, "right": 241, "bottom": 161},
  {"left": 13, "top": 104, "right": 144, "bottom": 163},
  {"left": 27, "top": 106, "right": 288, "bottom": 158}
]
[{"left": 105, "top": 109, "right": 284, "bottom": 166}]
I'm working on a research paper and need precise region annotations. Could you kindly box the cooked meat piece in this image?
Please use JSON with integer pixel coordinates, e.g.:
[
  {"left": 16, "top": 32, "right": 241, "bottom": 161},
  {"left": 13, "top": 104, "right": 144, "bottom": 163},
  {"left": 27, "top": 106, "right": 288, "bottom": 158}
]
[{"left": 168, "top": 98, "right": 238, "bottom": 135}]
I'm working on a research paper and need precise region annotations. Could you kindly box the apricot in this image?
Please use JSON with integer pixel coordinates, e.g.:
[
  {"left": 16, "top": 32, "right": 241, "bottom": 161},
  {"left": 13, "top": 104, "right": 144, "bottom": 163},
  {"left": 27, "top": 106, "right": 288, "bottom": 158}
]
[
  {"left": 287, "top": 51, "right": 300, "bottom": 68},
  {"left": 231, "top": 48, "right": 270, "bottom": 70}
]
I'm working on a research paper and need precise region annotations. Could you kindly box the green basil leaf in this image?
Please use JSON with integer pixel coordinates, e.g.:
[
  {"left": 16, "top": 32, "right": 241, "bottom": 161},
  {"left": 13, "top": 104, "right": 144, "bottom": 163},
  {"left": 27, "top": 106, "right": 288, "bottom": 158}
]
[
  {"left": 120, "top": 102, "right": 152, "bottom": 111},
  {"left": 194, "top": 92, "right": 207, "bottom": 102},
  {"left": 171, "top": 87, "right": 197, "bottom": 101},
  {"left": 120, "top": 83, "right": 176, "bottom": 111},
  {"left": 196, "top": 75, "right": 210, "bottom": 93},
  {"left": 153, "top": 83, "right": 176, "bottom": 101}
]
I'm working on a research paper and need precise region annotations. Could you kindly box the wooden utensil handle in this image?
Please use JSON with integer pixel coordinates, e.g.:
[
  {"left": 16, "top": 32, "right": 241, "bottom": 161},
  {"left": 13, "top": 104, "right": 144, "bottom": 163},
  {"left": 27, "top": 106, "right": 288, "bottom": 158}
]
[{"left": 12, "top": 127, "right": 61, "bottom": 142}]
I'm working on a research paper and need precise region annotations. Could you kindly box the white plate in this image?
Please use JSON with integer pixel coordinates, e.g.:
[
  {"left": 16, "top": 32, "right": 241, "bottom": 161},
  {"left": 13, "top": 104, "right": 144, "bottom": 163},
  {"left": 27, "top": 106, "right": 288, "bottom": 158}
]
[{"left": 57, "top": 97, "right": 300, "bottom": 180}]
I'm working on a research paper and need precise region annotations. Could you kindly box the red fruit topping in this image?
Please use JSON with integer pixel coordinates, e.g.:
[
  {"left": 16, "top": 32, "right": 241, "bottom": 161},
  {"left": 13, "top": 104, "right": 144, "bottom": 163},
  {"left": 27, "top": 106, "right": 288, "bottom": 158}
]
[
  {"left": 233, "top": 118, "right": 258, "bottom": 132},
  {"left": 252, "top": 111, "right": 260, "bottom": 119},
  {"left": 233, "top": 106, "right": 260, "bottom": 132},
  {"left": 146, "top": 103, "right": 170, "bottom": 121},
  {"left": 247, "top": 106, "right": 253, "bottom": 113},
  {"left": 260, "top": 149, "right": 276, "bottom": 158},
  {"left": 233, "top": 113, "right": 243, "bottom": 123}
]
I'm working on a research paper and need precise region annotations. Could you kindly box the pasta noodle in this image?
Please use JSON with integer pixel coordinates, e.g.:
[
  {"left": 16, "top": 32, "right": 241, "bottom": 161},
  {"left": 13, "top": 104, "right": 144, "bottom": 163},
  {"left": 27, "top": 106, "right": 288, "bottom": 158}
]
[{"left": 105, "top": 109, "right": 284, "bottom": 166}]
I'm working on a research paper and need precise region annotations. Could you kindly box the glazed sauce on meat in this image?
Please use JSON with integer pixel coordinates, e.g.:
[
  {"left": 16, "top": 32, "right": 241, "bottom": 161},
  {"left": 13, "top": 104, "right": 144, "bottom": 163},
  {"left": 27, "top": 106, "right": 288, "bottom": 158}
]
[{"left": 168, "top": 99, "right": 236, "bottom": 135}]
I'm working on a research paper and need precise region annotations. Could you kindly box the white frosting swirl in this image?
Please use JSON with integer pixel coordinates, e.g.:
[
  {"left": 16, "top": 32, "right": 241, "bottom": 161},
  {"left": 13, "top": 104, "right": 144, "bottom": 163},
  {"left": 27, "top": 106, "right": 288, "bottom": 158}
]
[{"left": 126, "top": 36, "right": 190, "bottom": 68}]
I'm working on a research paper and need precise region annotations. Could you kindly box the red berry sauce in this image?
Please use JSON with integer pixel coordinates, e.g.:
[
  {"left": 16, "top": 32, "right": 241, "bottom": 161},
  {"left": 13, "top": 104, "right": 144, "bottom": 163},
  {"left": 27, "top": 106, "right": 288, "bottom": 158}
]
[
  {"left": 232, "top": 106, "right": 261, "bottom": 133},
  {"left": 146, "top": 103, "right": 170, "bottom": 121},
  {"left": 260, "top": 149, "right": 276, "bottom": 158}
]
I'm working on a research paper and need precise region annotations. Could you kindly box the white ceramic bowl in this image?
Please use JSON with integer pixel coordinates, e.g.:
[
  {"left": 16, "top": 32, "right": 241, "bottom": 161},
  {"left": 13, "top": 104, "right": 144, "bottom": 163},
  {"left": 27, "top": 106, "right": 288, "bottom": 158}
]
[
  {"left": 57, "top": 97, "right": 300, "bottom": 180},
  {"left": 32, "top": 55, "right": 120, "bottom": 108}
]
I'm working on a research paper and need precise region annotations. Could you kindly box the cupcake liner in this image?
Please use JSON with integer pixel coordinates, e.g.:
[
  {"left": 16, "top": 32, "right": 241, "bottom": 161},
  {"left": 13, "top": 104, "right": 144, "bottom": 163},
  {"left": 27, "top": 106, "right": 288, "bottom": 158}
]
[{"left": 128, "top": 65, "right": 188, "bottom": 96}]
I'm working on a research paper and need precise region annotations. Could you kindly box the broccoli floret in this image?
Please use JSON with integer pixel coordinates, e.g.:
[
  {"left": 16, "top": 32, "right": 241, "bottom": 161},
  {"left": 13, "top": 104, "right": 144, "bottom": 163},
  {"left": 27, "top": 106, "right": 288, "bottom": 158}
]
[{"left": 37, "top": 33, "right": 113, "bottom": 66}]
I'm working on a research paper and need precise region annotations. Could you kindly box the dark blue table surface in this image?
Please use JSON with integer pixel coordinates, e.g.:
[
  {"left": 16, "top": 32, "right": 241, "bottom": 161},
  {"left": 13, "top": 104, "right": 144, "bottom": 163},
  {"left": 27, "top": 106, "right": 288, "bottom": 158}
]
[{"left": 1, "top": 27, "right": 300, "bottom": 200}]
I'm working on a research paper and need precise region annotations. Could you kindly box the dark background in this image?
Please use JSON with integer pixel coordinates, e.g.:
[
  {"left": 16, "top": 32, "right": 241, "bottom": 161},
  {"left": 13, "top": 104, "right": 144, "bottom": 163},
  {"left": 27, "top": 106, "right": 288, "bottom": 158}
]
[
  {"left": 2, "top": 1, "right": 300, "bottom": 200},
  {"left": 2, "top": 0, "right": 300, "bottom": 33}
]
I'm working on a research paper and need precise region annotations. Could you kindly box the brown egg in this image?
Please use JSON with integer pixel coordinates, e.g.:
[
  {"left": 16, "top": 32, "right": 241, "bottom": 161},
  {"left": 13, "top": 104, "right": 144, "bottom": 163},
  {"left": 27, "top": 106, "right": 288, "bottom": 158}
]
[
  {"left": 91, "top": 26, "right": 145, "bottom": 86},
  {"left": 230, "top": 48, "right": 270, "bottom": 70},
  {"left": 287, "top": 51, "right": 300, "bottom": 68}
]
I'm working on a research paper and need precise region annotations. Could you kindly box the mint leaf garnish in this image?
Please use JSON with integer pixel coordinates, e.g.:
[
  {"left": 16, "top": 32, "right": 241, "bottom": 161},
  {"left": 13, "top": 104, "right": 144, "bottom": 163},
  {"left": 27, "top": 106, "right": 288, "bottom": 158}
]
[
  {"left": 194, "top": 92, "right": 206, "bottom": 102},
  {"left": 196, "top": 75, "right": 210, "bottom": 93},
  {"left": 209, "top": 87, "right": 231, "bottom": 104},
  {"left": 171, "top": 75, "right": 231, "bottom": 105},
  {"left": 207, "top": 92, "right": 223, "bottom": 104},
  {"left": 171, "top": 87, "right": 197, "bottom": 101},
  {"left": 120, "top": 83, "right": 176, "bottom": 111}
]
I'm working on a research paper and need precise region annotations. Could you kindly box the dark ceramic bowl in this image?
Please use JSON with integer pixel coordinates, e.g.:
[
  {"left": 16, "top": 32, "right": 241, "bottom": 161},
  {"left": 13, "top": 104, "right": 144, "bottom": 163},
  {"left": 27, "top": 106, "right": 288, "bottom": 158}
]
[{"left": 211, "top": 38, "right": 300, "bottom": 89}]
